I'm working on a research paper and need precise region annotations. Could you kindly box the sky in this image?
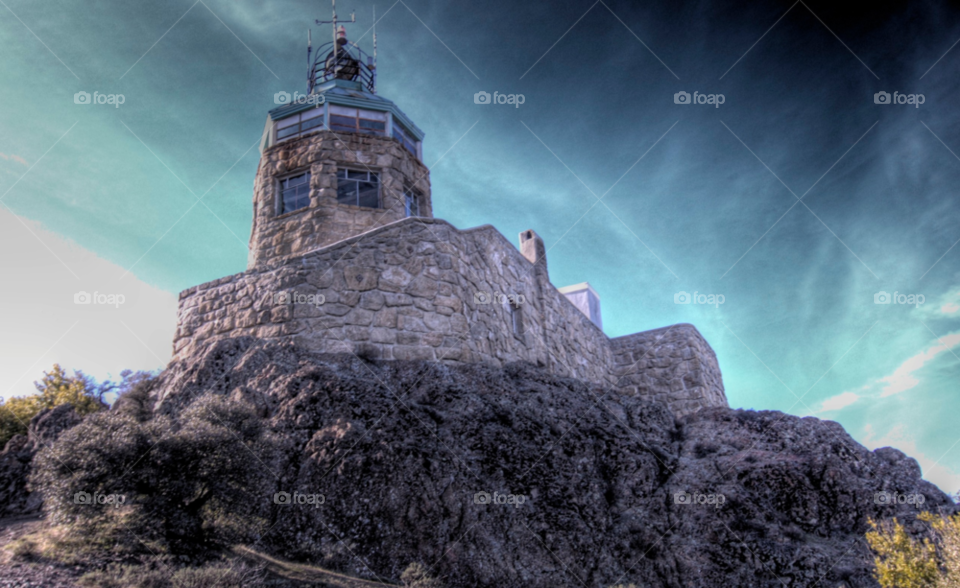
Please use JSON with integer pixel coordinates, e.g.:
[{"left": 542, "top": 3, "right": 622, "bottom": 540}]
[{"left": 1, "top": 0, "right": 959, "bottom": 493}]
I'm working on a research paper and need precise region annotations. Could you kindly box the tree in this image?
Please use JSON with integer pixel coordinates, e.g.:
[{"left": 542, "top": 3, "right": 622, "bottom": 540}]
[
  {"left": 0, "top": 364, "right": 109, "bottom": 448},
  {"left": 33, "top": 364, "right": 108, "bottom": 414}
]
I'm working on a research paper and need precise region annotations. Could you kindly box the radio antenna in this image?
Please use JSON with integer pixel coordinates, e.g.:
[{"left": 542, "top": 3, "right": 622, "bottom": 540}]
[
  {"left": 372, "top": 5, "right": 378, "bottom": 93},
  {"left": 307, "top": 28, "right": 312, "bottom": 93}
]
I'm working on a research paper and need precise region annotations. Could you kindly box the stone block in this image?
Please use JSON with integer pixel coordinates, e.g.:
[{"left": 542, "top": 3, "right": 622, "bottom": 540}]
[
  {"left": 379, "top": 266, "right": 413, "bottom": 292},
  {"left": 408, "top": 276, "right": 439, "bottom": 299},
  {"left": 398, "top": 315, "right": 427, "bottom": 332},
  {"left": 344, "top": 266, "right": 379, "bottom": 291},
  {"left": 375, "top": 308, "right": 398, "bottom": 328},
  {"left": 345, "top": 309, "right": 375, "bottom": 326},
  {"left": 360, "top": 291, "right": 385, "bottom": 310},
  {"left": 392, "top": 345, "right": 435, "bottom": 361}
]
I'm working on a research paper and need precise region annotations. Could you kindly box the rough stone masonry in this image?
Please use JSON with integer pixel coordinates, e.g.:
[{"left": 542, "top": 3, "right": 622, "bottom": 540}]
[{"left": 174, "top": 124, "right": 727, "bottom": 417}]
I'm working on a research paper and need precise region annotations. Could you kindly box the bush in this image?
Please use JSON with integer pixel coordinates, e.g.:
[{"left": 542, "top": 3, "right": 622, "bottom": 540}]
[
  {"left": 400, "top": 562, "right": 443, "bottom": 588},
  {"left": 31, "top": 393, "right": 279, "bottom": 555},
  {"left": 867, "top": 513, "right": 960, "bottom": 588}
]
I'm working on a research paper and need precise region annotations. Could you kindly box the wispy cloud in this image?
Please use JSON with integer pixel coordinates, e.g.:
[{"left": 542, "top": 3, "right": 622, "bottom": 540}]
[
  {"left": 0, "top": 152, "right": 28, "bottom": 166},
  {"left": 814, "top": 328, "right": 960, "bottom": 413},
  {"left": 879, "top": 332, "right": 960, "bottom": 397},
  {"left": 820, "top": 391, "right": 860, "bottom": 411}
]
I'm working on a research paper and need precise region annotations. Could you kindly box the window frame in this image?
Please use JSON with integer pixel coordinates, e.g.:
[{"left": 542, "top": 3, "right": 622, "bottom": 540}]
[
  {"left": 505, "top": 299, "right": 524, "bottom": 340},
  {"left": 275, "top": 107, "right": 325, "bottom": 143},
  {"left": 276, "top": 170, "right": 312, "bottom": 216},
  {"left": 392, "top": 121, "right": 418, "bottom": 155},
  {"left": 404, "top": 186, "right": 422, "bottom": 217},
  {"left": 336, "top": 168, "right": 382, "bottom": 209},
  {"left": 329, "top": 106, "right": 387, "bottom": 136}
]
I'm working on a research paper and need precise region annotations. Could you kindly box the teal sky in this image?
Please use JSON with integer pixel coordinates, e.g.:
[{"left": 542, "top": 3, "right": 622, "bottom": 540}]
[{"left": 2, "top": 0, "right": 959, "bottom": 493}]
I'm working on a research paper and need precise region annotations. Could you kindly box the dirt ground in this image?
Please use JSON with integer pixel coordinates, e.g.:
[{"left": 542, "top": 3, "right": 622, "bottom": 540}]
[{"left": 0, "top": 516, "right": 81, "bottom": 588}]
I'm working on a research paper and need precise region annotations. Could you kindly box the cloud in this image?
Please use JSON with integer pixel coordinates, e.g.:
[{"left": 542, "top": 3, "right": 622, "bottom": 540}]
[
  {"left": 937, "top": 288, "right": 960, "bottom": 316},
  {"left": 817, "top": 330, "right": 960, "bottom": 411},
  {"left": 863, "top": 424, "right": 960, "bottom": 496},
  {"left": 0, "top": 152, "right": 28, "bottom": 166},
  {"left": 819, "top": 391, "right": 861, "bottom": 411},
  {"left": 918, "top": 286, "right": 960, "bottom": 317},
  {"left": 879, "top": 332, "right": 960, "bottom": 397}
]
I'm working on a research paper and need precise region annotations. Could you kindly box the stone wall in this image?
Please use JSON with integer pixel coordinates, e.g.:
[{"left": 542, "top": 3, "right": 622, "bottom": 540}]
[
  {"left": 175, "top": 218, "right": 725, "bottom": 416},
  {"left": 611, "top": 325, "right": 727, "bottom": 417},
  {"left": 248, "top": 130, "right": 432, "bottom": 269}
]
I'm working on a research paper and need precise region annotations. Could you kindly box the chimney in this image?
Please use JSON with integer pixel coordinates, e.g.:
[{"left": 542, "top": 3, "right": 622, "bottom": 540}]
[
  {"left": 558, "top": 282, "right": 603, "bottom": 330},
  {"left": 519, "top": 229, "right": 547, "bottom": 277}
]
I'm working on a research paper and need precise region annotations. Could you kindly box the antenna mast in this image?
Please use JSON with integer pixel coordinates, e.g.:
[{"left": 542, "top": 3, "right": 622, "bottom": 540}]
[
  {"left": 372, "top": 6, "right": 377, "bottom": 93},
  {"left": 307, "top": 28, "right": 312, "bottom": 93},
  {"left": 332, "top": 0, "right": 338, "bottom": 62},
  {"left": 312, "top": 0, "right": 374, "bottom": 93}
]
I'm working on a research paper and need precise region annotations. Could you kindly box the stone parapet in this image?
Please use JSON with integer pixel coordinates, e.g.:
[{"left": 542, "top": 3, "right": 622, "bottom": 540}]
[
  {"left": 610, "top": 325, "right": 727, "bottom": 417},
  {"left": 176, "top": 218, "right": 725, "bottom": 416}
]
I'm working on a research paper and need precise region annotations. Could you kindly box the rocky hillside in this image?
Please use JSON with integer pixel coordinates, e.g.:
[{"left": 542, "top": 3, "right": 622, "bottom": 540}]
[{"left": 147, "top": 336, "right": 954, "bottom": 588}]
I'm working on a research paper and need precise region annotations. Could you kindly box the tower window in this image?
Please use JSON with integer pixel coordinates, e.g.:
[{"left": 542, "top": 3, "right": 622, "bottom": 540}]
[
  {"left": 506, "top": 300, "right": 524, "bottom": 338},
  {"left": 404, "top": 187, "right": 422, "bottom": 217},
  {"left": 392, "top": 122, "right": 417, "bottom": 155},
  {"left": 329, "top": 106, "right": 386, "bottom": 136},
  {"left": 279, "top": 172, "right": 311, "bottom": 214},
  {"left": 337, "top": 169, "right": 380, "bottom": 208},
  {"left": 275, "top": 108, "right": 325, "bottom": 142}
]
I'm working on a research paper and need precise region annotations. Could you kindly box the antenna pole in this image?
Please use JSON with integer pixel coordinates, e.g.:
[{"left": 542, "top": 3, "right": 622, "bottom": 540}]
[
  {"left": 332, "top": 0, "right": 338, "bottom": 62},
  {"left": 372, "top": 5, "right": 377, "bottom": 93},
  {"left": 307, "top": 28, "right": 312, "bottom": 93}
]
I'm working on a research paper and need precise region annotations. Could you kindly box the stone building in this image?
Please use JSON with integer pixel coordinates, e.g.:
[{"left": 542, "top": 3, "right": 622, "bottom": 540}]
[{"left": 173, "top": 23, "right": 727, "bottom": 417}]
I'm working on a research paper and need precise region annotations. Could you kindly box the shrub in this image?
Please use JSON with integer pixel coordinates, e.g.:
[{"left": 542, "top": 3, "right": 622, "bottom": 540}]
[
  {"left": 866, "top": 514, "right": 960, "bottom": 588},
  {"left": 78, "top": 560, "right": 266, "bottom": 588},
  {"left": 400, "top": 562, "right": 443, "bottom": 588},
  {"left": 31, "top": 393, "right": 279, "bottom": 555}
]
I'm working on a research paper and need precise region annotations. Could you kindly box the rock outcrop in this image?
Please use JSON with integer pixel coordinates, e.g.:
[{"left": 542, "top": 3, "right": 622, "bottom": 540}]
[{"left": 151, "top": 336, "right": 954, "bottom": 588}]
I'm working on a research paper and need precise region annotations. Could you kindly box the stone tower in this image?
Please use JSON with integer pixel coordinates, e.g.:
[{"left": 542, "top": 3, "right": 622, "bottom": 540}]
[
  {"left": 248, "top": 23, "right": 431, "bottom": 269},
  {"left": 172, "top": 8, "right": 729, "bottom": 419}
]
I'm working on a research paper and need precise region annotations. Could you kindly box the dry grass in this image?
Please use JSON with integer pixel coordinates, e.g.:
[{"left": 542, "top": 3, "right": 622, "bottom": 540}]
[{"left": 233, "top": 545, "right": 398, "bottom": 587}]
